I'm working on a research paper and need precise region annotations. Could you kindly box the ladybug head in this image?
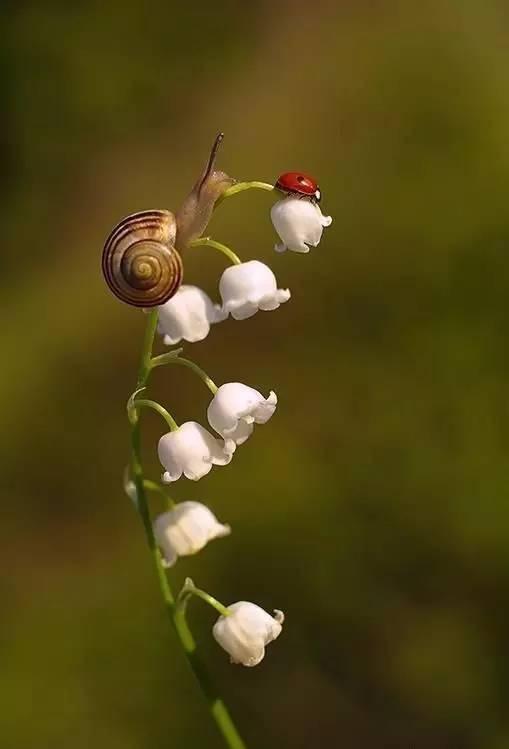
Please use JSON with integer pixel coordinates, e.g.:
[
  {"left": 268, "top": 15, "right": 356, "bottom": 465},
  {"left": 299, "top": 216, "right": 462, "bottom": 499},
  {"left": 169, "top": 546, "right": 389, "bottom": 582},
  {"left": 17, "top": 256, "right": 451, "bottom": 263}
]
[{"left": 275, "top": 171, "right": 321, "bottom": 203}]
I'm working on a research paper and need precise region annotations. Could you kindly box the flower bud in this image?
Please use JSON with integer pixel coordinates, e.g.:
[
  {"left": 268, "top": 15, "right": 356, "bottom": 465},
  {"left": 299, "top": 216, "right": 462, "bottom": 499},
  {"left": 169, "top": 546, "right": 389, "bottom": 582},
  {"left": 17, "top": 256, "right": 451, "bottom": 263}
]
[
  {"left": 153, "top": 502, "right": 231, "bottom": 567},
  {"left": 213, "top": 602, "right": 284, "bottom": 667}
]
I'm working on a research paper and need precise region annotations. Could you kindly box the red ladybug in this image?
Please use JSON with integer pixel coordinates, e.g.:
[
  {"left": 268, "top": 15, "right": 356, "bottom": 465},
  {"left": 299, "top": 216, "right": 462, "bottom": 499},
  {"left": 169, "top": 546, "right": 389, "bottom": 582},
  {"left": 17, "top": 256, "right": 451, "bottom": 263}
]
[{"left": 275, "top": 171, "right": 321, "bottom": 203}]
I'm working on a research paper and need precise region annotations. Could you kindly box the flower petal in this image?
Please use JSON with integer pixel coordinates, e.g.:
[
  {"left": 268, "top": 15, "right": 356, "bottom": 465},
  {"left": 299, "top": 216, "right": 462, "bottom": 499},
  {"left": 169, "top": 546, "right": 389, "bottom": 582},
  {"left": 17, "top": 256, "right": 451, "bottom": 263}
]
[
  {"left": 219, "top": 261, "right": 291, "bottom": 320},
  {"left": 158, "top": 422, "right": 235, "bottom": 483},
  {"left": 157, "top": 285, "right": 226, "bottom": 345},
  {"left": 153, "top": 502, "right": 231, "bottom": 565},
  {"left": 207, "top": 383, "right": 277, "bottom": 445},
  {"left": 271, "top": 197, "right": 332, "bottom": 253},
  {"left": 213, "top": 601, "right": 284, "bottom": 667}
]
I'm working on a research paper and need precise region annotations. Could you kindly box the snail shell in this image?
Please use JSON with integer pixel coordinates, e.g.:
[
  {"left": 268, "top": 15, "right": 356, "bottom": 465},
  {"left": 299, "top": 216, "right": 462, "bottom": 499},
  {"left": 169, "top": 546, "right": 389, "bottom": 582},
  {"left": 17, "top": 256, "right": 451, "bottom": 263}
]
[{"left": 102, "top": 209, "right": 183, "bottom": 307}]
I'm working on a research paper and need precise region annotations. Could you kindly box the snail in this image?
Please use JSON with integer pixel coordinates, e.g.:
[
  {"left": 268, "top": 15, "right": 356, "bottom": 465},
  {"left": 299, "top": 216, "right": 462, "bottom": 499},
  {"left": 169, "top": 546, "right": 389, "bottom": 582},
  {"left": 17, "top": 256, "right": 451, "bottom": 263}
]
[{"left": 102, "top": 133, "right": 235, "bottom": 307}]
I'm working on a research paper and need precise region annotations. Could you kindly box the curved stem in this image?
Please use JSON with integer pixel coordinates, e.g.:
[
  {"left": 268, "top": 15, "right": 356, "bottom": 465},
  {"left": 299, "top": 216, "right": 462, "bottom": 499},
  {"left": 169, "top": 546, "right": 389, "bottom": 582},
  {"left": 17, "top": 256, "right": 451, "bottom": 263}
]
[
  {"left": 177, "top": 578, "right": 231, "bottom": 619},
  {"left": 129, "top": 310, "right": 247, "bottom": 749},
  {"left": 190, "top": 237, "right": 242, "bottom": 265},
  {"left": 143, "top": 479, "right": 175, "bottom": 506},
  {"left": 123, "top": 471, "right": 174, "bottom": 508},
  {"left": 131, "top": 398, "right": 179, "bottom": 432},
  {"left": 150, "top": 353, "right": 218, "bottom": 394},
  {"left": 218, "top": 181, "right": 275, "bottom": 203}
]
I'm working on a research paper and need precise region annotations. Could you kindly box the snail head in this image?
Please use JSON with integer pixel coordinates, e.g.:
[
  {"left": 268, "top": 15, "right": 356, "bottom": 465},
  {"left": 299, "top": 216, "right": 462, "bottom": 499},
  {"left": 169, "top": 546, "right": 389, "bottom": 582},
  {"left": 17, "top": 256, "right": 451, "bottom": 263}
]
[{"left": 175, "top": 132, "right": 235, "bottom": 251}]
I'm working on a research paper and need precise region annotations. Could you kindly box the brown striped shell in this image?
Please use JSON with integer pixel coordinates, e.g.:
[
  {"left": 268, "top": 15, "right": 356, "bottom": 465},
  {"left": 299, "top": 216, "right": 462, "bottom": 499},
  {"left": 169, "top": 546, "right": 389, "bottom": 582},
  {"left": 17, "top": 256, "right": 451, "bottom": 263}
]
[{"left": 102, "top": 210, "right": 183, "bottom": 307}]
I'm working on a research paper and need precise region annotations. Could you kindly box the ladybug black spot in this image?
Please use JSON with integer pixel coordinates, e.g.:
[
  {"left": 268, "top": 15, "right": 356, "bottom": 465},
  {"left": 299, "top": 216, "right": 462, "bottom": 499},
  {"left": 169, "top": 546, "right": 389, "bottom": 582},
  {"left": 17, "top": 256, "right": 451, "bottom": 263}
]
[{"left": 297, "top": 175, "right": 305, "bottom": 182}]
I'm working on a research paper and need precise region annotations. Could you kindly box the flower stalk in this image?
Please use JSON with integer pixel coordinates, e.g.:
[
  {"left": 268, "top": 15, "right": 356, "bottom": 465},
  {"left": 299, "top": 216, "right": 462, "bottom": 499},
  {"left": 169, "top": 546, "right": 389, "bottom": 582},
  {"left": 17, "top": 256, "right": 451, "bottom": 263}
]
[
  {"left": 218, "top": 180, "right": 275, "bottom": 203},
  {"left": 190, "top": 236, "right": 242, "bottom": 265},
  {"left": 128, "top": 390, "right": 179, "bottom": 431},
  {"left": 150, "top": 351, "right": 218, "bottom": 394},
  {"left": 123, "top": 469, "right": 174, "bottom": 507},
  {"left": 129, "top": 309, "right": 247, "bottom": 749},
  {"left": 177, "top": 577, "right": 232, "bottom": 618}
]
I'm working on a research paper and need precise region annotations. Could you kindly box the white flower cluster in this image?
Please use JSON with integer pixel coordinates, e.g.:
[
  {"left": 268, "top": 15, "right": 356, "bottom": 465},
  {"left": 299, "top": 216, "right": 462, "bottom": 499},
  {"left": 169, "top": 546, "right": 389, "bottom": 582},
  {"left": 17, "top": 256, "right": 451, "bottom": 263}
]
[
  {"left": 150, "top": 194, "right": 331, "bottom": 667},
  {"left": 157, "top": 383, "right": 277, "bottom": 483},
  {"left": 156, "top": 200, "right": 331, "bottom": 345},
  {"left": 157, "top": 261, "right": 290, "bottom": 345},
  {"left": 153, "top": 504, "right": 284, "bottom": 665}
]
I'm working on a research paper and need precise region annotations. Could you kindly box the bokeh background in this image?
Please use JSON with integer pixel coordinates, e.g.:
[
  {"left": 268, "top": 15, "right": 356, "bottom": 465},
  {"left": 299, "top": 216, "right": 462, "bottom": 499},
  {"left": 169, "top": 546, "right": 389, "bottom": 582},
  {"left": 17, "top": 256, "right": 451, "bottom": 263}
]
[{"left": 3, "top": 1, "right": 509, "bottom": 747}]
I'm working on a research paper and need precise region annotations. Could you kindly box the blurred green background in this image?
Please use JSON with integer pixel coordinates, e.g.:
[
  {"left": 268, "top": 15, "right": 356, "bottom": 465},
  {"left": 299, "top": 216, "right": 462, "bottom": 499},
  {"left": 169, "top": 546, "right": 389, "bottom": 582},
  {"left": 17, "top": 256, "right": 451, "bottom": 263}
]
[{"left": 3, "top": 1, "right": 509, "bottom": 747}]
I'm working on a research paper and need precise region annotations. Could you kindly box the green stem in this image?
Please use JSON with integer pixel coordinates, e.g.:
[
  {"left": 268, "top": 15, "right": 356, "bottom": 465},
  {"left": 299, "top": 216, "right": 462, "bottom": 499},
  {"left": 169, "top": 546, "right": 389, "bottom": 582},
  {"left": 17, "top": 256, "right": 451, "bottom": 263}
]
[
  {"left": 137, "top": 310, "right": 159, "bottom": 386},
  {"left": 123, "top": 470, "right": 174, "bottom": 508},
  {"left": 190, "top": 237, "right": 242, "bottom": 265},
  {"left": 218, "top": 181, "right": 275, "bottom": 203},
  {"left": 177, "top": 577, "right": 231, "bottom": 619},
  {"left": 150, "top": 353, "right": 218, "bottom": 394},
  {"left": 130, "top": 310, "right": 247, "bottom": 749},
  {"left": 143, "top": 479, "right": 175, "bottom": 506},
  {"left": 131, "top": 398, "right": 179, "bottom": 431}
]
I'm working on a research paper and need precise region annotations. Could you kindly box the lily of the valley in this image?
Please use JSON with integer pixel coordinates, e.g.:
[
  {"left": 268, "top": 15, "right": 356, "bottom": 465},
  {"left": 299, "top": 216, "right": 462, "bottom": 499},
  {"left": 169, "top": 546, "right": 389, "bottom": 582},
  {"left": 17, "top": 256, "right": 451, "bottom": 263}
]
[
  {"left": 158, "top": 421, "right": 235, "bottom": 482},
  {"left": 213, "top": 602, "right": 285, "bottom": 667},
  {"left": 207, "top": 383, "right": 277, "bottom": 445},
  {"left": 153, "top": 501, "right": 231, "bottom": 567},
  {"left": 271, "top": 196, "right": 332, "bottom": 253},
  {"left": 157, "top": 285, "right": 226, "bottom": 345},
  {"left": 219, "top": 260, "right": 290, "bottom": 320}
]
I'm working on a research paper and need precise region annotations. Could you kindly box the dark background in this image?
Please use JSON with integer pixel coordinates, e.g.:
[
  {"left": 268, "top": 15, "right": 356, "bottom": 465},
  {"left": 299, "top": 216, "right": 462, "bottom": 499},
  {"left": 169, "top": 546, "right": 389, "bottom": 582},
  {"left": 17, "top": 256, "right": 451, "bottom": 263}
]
[{"left": 2, "top": 2, "right": 509, "bottom": 747}]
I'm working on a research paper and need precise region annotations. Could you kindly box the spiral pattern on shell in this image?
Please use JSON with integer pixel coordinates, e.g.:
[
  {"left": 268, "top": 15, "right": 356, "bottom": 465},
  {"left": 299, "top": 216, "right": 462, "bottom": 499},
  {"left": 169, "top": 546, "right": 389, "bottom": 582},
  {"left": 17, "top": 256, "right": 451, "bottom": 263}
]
[{"left": 102, "top": 210, "right": 183, "bottom": 307}]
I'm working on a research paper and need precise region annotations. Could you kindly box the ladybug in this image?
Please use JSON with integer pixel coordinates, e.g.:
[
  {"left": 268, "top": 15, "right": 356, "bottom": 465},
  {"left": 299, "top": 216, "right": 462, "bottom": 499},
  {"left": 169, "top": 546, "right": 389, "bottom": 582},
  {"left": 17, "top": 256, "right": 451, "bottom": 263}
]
[{"left": 274, "top": 171, "right": 321, "bottom": 203}]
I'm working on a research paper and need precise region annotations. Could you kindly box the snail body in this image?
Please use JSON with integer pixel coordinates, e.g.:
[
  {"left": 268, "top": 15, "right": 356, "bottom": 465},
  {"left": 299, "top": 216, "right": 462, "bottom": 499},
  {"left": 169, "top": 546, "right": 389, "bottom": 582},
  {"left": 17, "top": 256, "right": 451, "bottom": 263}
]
[
  {"left": 175, "top": 133, "right": 234, "bottom": 250},
  {"left": 102, "top": 133, "right": 235, "bottom": 308}
]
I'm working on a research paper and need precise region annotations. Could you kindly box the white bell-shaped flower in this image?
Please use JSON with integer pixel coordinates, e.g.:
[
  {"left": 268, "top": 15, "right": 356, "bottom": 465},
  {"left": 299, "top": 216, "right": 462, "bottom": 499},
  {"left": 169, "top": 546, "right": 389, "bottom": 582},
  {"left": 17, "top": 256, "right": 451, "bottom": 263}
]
[
  {"left": 158, "top": 422, "right": 236, "bottom": 482},
  {"left": 153, "top": 501, "right": 231, "bottom": 567},
  {"left": 207, "top": 383, "right": 277, "bottom": 445},
  {"left": 219, "top": 261, "right": 291, "bottom": 320},
  {"left": 213, "top": 602, "right": 284, "bottom": 667},
  {"left": 271, "top": 196, "right": 332, "bottom": 253},
  {"left": 157, "top": 285, "right": 227, "bottom": 345}
]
